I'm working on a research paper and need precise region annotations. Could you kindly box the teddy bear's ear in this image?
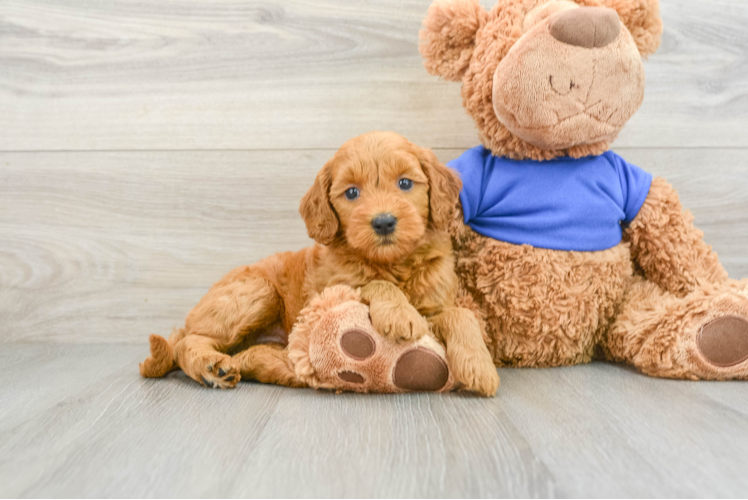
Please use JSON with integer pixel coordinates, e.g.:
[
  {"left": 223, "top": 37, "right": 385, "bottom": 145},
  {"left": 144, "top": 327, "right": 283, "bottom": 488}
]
[
  {"left": 419, "top": 0, "right": 489, "bottom": 81},
  {"left": 601, "top": 0, "right": 663, "bottom": 57}
]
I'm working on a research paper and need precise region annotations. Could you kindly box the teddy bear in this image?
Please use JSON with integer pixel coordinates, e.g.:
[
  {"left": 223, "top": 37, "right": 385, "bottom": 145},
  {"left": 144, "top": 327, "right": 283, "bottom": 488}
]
[{"left": 414, "top": 0, "right": 748, "bottom": 380}]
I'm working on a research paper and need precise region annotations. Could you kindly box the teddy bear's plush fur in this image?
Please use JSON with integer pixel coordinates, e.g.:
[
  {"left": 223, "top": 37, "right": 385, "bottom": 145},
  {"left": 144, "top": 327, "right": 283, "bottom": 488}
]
[{"left": 420, "top": 0, "right": 748, "bottom": 379}]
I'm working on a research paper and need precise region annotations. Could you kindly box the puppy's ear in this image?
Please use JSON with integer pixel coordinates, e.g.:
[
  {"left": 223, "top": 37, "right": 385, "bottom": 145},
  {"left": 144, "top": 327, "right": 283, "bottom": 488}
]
[
  {"left": 601, "top": 0, "right": 663, "bottom": 57},
  {"left": 415, "top": 146, "right": 462, "bottom": 231},
  {"left": 299, "top": 159, "right": 339, "bottom": 245},
  {"left": 420, "top": 0, "right": 488, "bottom": 81}
]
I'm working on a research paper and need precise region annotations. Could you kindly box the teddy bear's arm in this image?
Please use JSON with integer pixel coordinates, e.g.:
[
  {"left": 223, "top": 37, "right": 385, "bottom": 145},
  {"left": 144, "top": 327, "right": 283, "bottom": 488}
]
[{"left": 624, "top": 177, "right": 728, "bottom": 297}]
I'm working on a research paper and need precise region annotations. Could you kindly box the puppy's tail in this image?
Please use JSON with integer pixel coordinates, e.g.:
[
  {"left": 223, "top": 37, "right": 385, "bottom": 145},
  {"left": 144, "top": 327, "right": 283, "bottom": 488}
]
[{"left": 139, "top": 327, "right": 185, "bottom": 378}]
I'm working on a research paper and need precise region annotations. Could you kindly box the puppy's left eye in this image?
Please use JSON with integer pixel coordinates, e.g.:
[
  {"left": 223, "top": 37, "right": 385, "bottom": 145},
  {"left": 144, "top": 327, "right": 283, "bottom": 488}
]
[{"left": 398, "top": 178, "right": 414, "bottom": 191}]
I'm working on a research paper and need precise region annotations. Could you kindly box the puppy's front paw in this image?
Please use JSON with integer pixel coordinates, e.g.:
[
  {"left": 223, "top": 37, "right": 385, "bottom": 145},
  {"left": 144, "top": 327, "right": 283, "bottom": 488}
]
[
  {"left": 370, "top": 301, "right": 430, "bottom": 343},
  {"left": 448, "top": 344, "right": 499, "bottom": 397}
]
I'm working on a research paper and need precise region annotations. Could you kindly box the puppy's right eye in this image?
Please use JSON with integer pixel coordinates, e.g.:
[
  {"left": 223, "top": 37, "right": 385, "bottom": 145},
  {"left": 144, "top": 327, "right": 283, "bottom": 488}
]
[{"left": 344, "top": 187, "right": 360, "bottom": 200}]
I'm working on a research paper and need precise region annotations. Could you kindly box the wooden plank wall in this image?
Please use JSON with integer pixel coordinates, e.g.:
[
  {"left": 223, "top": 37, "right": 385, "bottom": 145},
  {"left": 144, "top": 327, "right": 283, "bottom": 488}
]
[{"left": 2, "top": 0, "right": 747, "bottom": 343}]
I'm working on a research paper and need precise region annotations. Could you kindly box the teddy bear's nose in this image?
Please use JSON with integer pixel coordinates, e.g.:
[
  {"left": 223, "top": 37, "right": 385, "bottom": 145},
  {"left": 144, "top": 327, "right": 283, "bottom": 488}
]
[{"left": 549, "top": 7, "right": 621, "bottom": 49}]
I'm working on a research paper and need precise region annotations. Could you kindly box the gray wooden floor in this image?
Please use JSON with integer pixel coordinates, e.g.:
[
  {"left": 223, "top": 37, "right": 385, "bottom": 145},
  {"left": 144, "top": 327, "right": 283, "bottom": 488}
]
[
  {"left": 2, "top": 0, "right": 748, "bottom": 497},
  {"left": 1, "top": 344, "right": 748, "bottom": 498}
]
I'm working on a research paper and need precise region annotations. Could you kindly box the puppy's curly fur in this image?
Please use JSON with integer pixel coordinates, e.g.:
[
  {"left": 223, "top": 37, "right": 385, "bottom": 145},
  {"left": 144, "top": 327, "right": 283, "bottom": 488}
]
[{"left": 140, "top": 132, "right": 499, "bottom": 396}]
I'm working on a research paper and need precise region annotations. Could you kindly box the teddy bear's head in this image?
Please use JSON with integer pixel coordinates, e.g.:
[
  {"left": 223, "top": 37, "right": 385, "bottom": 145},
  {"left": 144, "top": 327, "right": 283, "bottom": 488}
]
[{"left": 420, "top": 0, "right": 663, "bottom": 160}]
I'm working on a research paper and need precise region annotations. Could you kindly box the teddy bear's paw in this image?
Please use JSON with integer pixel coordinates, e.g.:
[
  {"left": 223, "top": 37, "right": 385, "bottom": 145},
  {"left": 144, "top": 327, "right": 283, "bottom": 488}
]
[
  {"left": 736, "top": 279, "right": 748, "bottom": 298},
  {"left": 289, "top": 288, "right": 456, "bottom": 393},
  {"left": 195, "top": 354, "right": 241, "bottom": 389},
  {"left": 681, "top": 292, "right": 748, "bottom": 380}
]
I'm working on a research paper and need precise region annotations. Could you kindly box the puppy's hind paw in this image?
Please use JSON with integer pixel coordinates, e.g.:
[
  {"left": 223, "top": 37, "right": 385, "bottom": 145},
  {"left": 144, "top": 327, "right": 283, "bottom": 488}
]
[{"left": 198, "top": 355, "right": 241, "bottom": 389}]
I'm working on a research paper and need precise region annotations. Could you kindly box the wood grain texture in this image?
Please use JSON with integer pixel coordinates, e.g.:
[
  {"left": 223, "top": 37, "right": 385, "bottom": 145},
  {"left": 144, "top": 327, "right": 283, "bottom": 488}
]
[
  {"left": 498, "top": 365, "right": 748, "bottom": 498},
  {"left": 1, "top": 0, "right": 747, "bottom": 151},
  {"left": 0, "top": 344, "right": 142, "bottom": 433},
  {"left": 0, "top": 344, "right": 746, "bottom": 498},
  {"left": 1, "top": 148, "right": 747, "bottom": 344},
  {"left": 2, "top": 1, "right": 748, "bottom": 497}
]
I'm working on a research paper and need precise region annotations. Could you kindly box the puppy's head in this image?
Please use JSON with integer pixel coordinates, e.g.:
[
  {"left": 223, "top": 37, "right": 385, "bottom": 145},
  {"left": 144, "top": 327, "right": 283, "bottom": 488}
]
[{"left": 299, "top": 132, "right": 461, "bottom": 264}]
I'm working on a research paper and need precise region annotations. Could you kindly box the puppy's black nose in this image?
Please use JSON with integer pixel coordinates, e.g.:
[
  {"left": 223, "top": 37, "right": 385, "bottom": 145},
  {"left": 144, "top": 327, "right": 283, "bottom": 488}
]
[{"left": 371, "top": 213, "right": 397, "bottom": 236}]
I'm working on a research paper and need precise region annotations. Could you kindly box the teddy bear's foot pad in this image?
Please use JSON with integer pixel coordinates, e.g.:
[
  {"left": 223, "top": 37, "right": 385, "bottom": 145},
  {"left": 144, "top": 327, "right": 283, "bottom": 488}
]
[
  {"left": 697, "top": 315, "right": 748, "bottom": 367},
  {"left": 393, "top": 347, "right": 449, "bottom": 391},
  {"left": 340, "top": 329, "right": 375, "bottom": 360},
  {"left": 338, "top": 370, "right": 366, "bottom": 383}
]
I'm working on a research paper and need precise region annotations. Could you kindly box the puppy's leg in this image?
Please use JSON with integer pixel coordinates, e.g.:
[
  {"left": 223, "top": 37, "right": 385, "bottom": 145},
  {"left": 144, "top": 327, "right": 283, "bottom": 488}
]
[
  {"left": 430, "top": 307, "right": 499, "bottom": 397},
  {"left": 233, "top": 344, "right": 306, "bottom": 388},
  {"left": 360, "top": 280, "right": 430, "bottom": 343},
  {"left": 177, "top": 276, "right": 282, "bottom": 389},
  {"left": 174, "top": 334, "right": 240, "bottom": 389}
]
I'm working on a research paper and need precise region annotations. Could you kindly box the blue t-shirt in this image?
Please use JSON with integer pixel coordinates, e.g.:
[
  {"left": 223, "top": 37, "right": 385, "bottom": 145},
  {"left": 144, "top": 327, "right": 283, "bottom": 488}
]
[{"left": 447, "top": 146, "right": 653, "bottom": 252}]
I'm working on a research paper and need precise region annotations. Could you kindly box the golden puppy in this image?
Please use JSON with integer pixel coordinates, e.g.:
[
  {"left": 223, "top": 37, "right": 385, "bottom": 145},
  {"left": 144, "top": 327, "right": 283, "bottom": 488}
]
[{"left": 140, "top": 132, "right": 499, "bottom": 396}]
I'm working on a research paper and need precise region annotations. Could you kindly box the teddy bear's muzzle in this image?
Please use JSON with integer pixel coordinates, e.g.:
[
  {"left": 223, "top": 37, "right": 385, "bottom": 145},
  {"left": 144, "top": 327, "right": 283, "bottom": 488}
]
[{"left": 491, "top": 6, "right": 645, "bottom": 152}]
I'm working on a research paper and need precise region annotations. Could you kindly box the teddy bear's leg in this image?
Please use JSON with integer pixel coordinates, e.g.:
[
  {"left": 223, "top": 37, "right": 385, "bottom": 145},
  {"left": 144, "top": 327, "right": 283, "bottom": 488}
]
[
  {"left": 603, "top": 277, "right": 748, "bottom": 380},
  {"left": 287, "top": 285, "right": 455, "bottom": 393}
]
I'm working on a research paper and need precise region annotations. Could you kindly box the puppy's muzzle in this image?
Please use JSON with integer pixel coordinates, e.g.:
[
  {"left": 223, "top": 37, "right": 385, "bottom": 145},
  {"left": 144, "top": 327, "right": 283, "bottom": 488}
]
[{"left": 371, "top": 213, "right": 397, "bottom": 236}]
